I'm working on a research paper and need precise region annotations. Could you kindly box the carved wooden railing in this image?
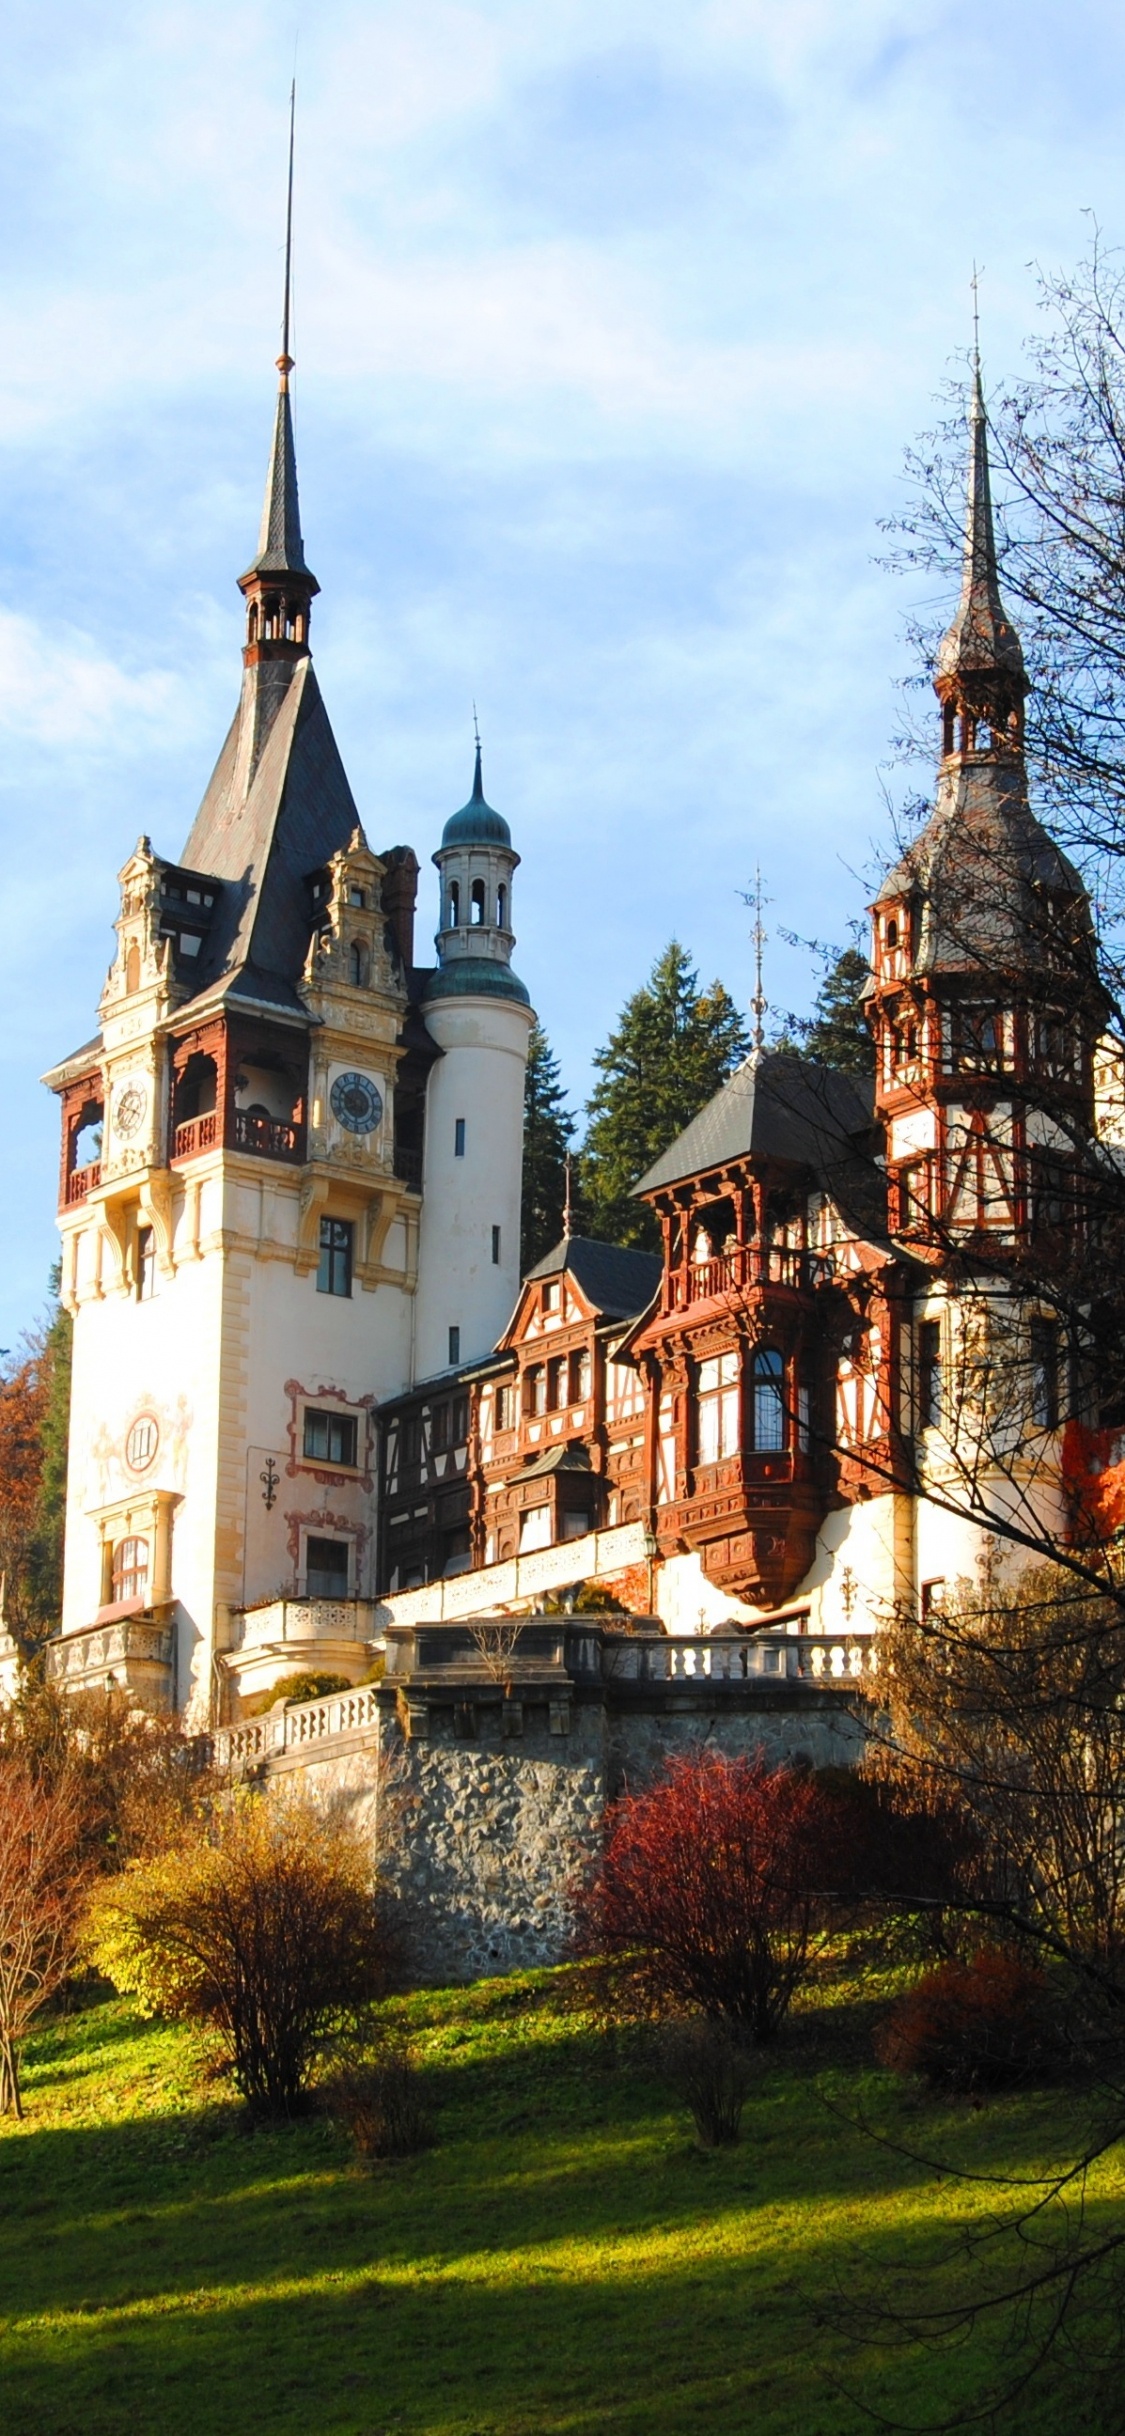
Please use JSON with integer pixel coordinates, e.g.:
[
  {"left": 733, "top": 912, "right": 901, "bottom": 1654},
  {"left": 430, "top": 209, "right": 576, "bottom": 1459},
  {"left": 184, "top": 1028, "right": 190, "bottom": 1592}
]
[
  {"left": 233, "top": 1110, "right": 301, "bottom": 1161},
  {"left": 171, "top": 1113, "right": 218, "bottom": 1161},
  {"left": 666, "top": 1244, "right": 833, "bottom": 1310},
  {"left": 65, "top": 1161, "right": 101, "bottom": 1205}
]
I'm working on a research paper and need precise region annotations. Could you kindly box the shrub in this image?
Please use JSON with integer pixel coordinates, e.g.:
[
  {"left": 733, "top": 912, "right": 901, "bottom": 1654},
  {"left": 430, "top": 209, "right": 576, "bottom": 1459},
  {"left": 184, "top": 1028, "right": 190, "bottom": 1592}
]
[
  {"left": 876, "top": 1947, "right": 1054, "bottom": 2094},
  {"left": 247, "top": 1671, "right": 352, "bottom": 1715},
  {"left": 654, "top": 2015, "right": 754, "bottom": 2146},
  {"left": 574, "top": 1752, "right": 834, "bottom": 2043},
  {"left": 326, "top": 2026, "right": 432, "bottom": 2161},
  {"left": 84, "top": 1792, "right": 389, "bottom": 2120}
]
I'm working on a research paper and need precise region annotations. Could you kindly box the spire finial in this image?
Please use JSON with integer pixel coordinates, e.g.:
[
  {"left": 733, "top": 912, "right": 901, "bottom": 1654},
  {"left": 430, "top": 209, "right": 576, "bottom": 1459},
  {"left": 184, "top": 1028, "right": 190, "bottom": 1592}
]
[
  {"left": 277, "top": 80, "right": 296, "bottom": 388},
  {"left": 933, "top": 292, "right": 1025, "bottom": 724},
  {"left": 472, "top": 704, "right": 483, "bottom": 801},
  {"left": 971, "top": 260, "right": 982, "bottom": 379},
  {"left": 750, "top": 865, "right": 769, "bottom": 1053}
]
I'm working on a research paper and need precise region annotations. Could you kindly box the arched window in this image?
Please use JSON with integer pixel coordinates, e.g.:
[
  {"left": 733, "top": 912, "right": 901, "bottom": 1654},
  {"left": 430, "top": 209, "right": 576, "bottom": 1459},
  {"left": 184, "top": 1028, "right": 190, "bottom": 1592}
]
[
  {"left": 886, "top": 918, "right": 898, "bottom": 949},
  {"left": 247, "top": 602, "right": 259, "bottom": 643},
  {"left": 471, "top": 879, "right": 486, "bottom": 925},
  {"left": 348, "top": 940, "right": 368, "bottom": 987},
  {"left": 751, "top": 1347, "right": 785, "bottom": 1451},
  {"left": 448, "top": 880, "right": 460, "bottom": 928},
  {"left": 497, "top": 883, "right": 507, "bottom": 928},
  {"left": 112, "top": 1535, "right": 149, "bottom": 1603},
  {"left": 124, "top": 941, "right": 140, "bottom": 994}
]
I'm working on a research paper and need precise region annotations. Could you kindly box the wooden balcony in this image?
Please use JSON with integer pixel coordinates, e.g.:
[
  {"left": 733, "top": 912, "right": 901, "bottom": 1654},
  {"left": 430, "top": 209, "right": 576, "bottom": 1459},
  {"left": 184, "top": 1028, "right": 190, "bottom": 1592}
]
[
  {"left": 233, "top": 1110, "right": 301, "bottom": 1161},
  {"left": 171, "top": 1113, "right": 218, "bottom": 1161},
  {"left": 393, "top": 1141, "right": 423, "bottom": 1190},
  {"left": 664, "top": 1242, "right": 831, "bottom": 1312},
  {"left": 64, "top": 1161, "right": 101, "bottom": 1206}
]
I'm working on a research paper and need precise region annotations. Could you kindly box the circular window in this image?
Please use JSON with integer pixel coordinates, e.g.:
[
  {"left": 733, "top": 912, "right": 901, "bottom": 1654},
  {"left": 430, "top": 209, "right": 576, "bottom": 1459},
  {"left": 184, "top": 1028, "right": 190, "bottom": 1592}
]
[{"left": 125, "top": 1413, "right": 159, "bottom": 1473}]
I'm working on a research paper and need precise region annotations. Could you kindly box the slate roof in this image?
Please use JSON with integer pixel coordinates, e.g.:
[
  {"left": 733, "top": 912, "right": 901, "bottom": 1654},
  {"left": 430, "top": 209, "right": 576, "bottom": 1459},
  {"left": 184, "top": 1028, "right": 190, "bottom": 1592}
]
[
  {"left": 634, "top": 1052, "right": 875, "bottom": 1197},
  {"left": 176, "top": 657, "right": 362, "bottom": 1015},
  {"left": 241, "top": 382, "right": 315, "bottom": 584},
  {"left": 524, "top": 1235, "right": 662, "bottom": 1320},
  {"left": 873, "top": 760, "right": 1093, "bottom": 975}
]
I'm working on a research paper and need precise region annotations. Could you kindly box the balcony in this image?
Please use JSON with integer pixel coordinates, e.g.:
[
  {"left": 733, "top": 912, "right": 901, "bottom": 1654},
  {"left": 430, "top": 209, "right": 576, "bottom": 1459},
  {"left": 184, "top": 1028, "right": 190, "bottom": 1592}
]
[
  {"left": 666, "top": 1242, "right": 831, "bottom": 1311},
  {"left": 233, "top": 1110, "right": 301, "bottom": 1162},
  {"left": 171, "top": 1113, "right": 218, "bottom": 1161},
  {"left": 393, "top": 1141, "right": 423, "bottom": 1191},
  {"left": 65, "top": 1161, "right": 101, "bottom": 1206}
]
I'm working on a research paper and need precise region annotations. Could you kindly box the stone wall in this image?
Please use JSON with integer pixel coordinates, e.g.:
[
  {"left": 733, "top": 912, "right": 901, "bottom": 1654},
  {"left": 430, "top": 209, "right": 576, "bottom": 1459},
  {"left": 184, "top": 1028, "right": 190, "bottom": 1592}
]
[{"left": 271, "top": 1631, "right": 866, "bottom": 1984}]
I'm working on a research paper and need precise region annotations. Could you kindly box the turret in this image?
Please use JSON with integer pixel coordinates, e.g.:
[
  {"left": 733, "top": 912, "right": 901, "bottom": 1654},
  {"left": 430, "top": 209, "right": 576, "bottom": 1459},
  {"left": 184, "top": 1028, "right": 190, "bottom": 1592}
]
[{"left": 414, "top": 742, "right": 534, "bottom": 1378}]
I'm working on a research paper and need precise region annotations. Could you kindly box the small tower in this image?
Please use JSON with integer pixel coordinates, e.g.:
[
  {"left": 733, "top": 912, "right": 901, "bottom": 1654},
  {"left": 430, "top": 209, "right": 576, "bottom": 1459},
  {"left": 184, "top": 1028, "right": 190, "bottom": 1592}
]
[
  {"left": 414, "top": 742, "right": 534, "bottom": 1378},
  {"left": 870, "top": 355, "right": 1099, "bottom": 1249}
]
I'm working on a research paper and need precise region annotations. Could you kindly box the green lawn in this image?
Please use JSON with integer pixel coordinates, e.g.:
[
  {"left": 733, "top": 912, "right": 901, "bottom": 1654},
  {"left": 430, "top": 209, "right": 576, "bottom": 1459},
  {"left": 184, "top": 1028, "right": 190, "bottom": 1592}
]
[{"left": 0, "top": 1963, "right": 1120, "bottom": 2436}]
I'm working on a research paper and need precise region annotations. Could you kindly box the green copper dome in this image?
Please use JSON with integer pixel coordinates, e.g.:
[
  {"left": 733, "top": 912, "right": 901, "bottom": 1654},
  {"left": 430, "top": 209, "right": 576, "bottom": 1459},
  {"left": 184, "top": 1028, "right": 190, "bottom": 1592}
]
[
  {"left": 423, "top": 956, "right": 530, "bottom": 1007},
  {"left": 440, "top": 744, "right": 512, "bottom": 850}
]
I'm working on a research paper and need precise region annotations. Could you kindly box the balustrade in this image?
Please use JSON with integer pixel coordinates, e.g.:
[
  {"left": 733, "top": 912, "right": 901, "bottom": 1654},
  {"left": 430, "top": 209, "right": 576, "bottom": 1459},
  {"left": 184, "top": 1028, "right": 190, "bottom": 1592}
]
[
  {"left": 667, "top": 1242, "right": 832, "bottom": 1310},
  {"left": 171, "top": 1113, "right": 218, "bottom": 1161},
  {"left": 65, "top": 1161, "right": 101, "bottom": 1205}
]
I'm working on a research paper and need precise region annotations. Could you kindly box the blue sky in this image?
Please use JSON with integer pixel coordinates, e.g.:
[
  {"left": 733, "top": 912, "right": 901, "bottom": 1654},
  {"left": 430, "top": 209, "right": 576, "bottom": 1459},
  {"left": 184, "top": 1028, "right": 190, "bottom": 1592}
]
[{"left": 2, "top": 0, "right": 1125, "bottom": 1346}]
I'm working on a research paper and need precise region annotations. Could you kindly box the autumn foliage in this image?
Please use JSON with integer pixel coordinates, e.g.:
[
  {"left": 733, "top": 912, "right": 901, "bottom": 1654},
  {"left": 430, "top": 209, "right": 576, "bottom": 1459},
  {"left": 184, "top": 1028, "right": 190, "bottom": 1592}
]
[
  {"left": 85, "top": 1793, "right": 391, "bottom": 2120},
  {"left": 0, "top": 1755, "right": 91, "bottom": 2116},
  {"left": 575, "top": 1753, "right": 835, "bottom": 2043},
  {"left": 876, "top": 1948, "right": 1055, "bottom": 2094}
]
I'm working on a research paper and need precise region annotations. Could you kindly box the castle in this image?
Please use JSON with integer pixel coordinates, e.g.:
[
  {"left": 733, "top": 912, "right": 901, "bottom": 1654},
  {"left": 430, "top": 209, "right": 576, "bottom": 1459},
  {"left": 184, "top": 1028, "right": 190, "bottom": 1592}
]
[{"left": 35, "top": 332, "right": 1114, "bottom": 1738}]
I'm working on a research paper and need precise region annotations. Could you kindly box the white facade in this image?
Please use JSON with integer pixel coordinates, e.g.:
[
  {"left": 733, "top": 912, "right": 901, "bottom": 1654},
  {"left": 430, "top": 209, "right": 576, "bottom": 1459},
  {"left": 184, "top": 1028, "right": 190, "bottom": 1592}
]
[{"left": 414, "top": 990, "right": 535, "bottom": 1379}]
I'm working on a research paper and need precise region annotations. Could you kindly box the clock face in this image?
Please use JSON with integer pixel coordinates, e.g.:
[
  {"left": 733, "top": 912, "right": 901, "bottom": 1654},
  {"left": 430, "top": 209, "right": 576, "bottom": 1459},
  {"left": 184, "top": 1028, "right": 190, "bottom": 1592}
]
[
  {"left": 330, "top": 1070, "right": 383, "bottom": 1135},
  {"left": 114, "top": 1082, "right": 147, "bottom": 1139}
]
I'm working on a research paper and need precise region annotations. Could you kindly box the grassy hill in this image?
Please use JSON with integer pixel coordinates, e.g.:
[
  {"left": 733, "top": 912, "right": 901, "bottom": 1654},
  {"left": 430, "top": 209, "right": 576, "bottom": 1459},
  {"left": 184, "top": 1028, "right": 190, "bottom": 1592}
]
[{"left": 0, "top": 1957, "right": 1119, "bottom": 2435}]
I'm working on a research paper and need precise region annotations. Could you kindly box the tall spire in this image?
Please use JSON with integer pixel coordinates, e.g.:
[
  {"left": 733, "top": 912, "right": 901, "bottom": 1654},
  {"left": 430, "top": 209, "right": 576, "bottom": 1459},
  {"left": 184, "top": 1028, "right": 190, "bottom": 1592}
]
[
  {"left": 934, "top": 327, "right": 1026, "bottom": 754},
  {"left": 238, "top": 82, "right": 318, "bottom": 654}
]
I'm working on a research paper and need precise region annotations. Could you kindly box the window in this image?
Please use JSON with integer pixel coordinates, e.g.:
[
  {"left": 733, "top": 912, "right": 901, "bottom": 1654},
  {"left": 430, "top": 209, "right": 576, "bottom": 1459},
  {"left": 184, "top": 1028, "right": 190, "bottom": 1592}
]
[
  {"left": 1037, "top": 1014, "right": 1073, "bottom": 1073},
  {"left": 347, "top": 886, "right": 366, "bottom": 909},
  {"left": 751, "top": 1347, "right": 785, "bottom": 1452},
  {"left": 697, "top": 1351, "right": 740, "bottom": 1464},
  {"left": 401, "top": 1414, "right": 422, "bottom": 1470},
  {"left": 303, "top": 1409, "right": 359, "bottom": 1467},
  {"left": 542, "top": 1281, "right": 557, "bottom": 1312},
  {"left": 431, "top": 1402, "right": 450, "bottom": 1453},
  {"left": 497, "top": 884, "right": 507, "bottom": 927},
  {"left": 454, "top": 1118, "right": 466, "bottom": 1158},
  {"left": 569, "top": 1347, "right": 591, "bottom": 1403},
  {"left": 547, "top": 1355, "right": 566, "bottom": 1412},
  {"left": 495, "top": 1384, "right": 513, "bottom": 1431},
  {"left": 561, "top": 1510, "right": 591, "bottom": 1541},
  {"left": 519, "top": 1505, "right": 552, "bottom": 1553},
  {"left": 956, "top": 1007, "right": 1001, "bottom": 1069},
  {"left": 886, "top": 918, "right": 898, "bottom": 949},
  {"left": 451, "top": 1394, "right": 469, "bottom": 1444},
  {"left": 1030, "top": 1315, "right": 1060, "bottom": 1429},
  {"left": 471, "top": 878, "right": 486, "bottom": 925},
  {"left": 917, "top": 1319, "right": 942, "bottom": 1430},
  {"left": 921, "top": 1579, "right": 946, "bottom": 1619},
  {"left": 317, "top": 1218, "right": 353, "bottom": 1298},
  {"left": 448, "top": 1325, "right": 461, "bottom": 1365},
  {"left": 448, "top": 880, "right": 461, "bottom": 927},
  {"left": 112, "top": 1535, "right": 149, "bottom": 1602},
  {"left": 348, "top": 940, "right": 368, "bottom": 986},
  {"left": 124, "top": 941, "right": 140, "bottom": 994},
  {"left": 136, "top": 1226, "right": 156, "bottom": 1302},
  {"left": 305, "top": 1536, "right": 350, "bottom": 1597},
  {"left": 492, "top": 1224, "right": 501, "bottom": 1265},
  {"left": 524, "top": 1363, "right": 546, "bottom": 1417},
  {"left": 125, "top": 1414, "right": 159, "bottom": 1472}
]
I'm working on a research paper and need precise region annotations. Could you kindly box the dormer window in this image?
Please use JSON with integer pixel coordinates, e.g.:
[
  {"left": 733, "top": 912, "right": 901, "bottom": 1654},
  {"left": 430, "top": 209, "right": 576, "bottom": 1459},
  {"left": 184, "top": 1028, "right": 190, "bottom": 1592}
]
[
  {"left": 542, "top": 1281, "right": 557, "bottom": 1313},
  {"left": 886, "top": 918, "right": 898, "bottom": 950},
  {"left": 348, "top": 886, "right": 366, "bottom": 909}
]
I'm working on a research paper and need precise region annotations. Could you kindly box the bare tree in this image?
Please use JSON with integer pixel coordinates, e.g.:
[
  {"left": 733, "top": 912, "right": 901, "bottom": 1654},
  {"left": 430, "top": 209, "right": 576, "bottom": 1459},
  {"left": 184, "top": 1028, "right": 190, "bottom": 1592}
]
[
  {"left": 466, "top": 1619, "right": 523, "bottom": 1682},
  {"left": 0, "top": 1755, "right": 89, "bottom": 2117}
]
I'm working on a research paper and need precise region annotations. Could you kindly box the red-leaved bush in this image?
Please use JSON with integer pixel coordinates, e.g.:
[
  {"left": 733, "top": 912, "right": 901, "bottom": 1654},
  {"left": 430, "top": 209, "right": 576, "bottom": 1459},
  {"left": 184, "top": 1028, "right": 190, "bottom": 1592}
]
[
  {"left": 876, "top": 1948, "right": 1054, "bottom": 2094},
  {"left": 573, "top": 1753, "right": 834, "bottom": 2043}
]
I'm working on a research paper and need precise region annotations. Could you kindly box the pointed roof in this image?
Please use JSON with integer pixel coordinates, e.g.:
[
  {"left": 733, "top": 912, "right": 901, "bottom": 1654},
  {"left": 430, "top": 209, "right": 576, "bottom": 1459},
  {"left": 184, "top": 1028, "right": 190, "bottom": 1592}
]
[
  {"left": 523, "top": 1234, "right": 662, "bottom": 1320},
  {"left": 177, "top": 656, "right": 362, "bottom": 1013},
  {"left": 441, "top": 742, "right": 512, "bottom": 848},
  {"left": 634, "top": 1051, "right": 877, "bottom": 1206},
  {"left": 935, "top": 362, "right": 1025, "bottom": 694},
  {"left": 242, "top": 380, "right": 314, "bottom": 581}
]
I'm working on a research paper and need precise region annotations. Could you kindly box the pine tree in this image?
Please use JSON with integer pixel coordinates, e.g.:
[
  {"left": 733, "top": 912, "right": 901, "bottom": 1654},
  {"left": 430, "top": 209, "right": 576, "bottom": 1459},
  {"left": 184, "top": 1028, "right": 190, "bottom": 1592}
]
[
  {"left": 803, "top": 946, "right": 873, "bottom": 1075},
  {"left": 521, "top": 1025, "right": 577, "bottom": 1273},
  {"left": 581, "top": 942, "right": 751, "bottom": 1249}
]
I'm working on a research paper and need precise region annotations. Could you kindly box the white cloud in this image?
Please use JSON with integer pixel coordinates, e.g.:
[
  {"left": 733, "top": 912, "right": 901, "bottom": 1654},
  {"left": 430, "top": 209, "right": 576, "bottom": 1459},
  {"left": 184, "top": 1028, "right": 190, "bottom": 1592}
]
[{"left": 0, "top": 612, "right": 180, "bottom": 747}]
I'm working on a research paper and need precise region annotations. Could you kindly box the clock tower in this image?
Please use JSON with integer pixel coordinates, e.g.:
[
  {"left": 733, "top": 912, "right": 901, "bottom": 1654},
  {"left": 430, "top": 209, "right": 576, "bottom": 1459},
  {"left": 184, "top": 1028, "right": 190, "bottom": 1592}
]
[{"left": 43, "top": 334, "right": 533, "bottom": 1719}]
